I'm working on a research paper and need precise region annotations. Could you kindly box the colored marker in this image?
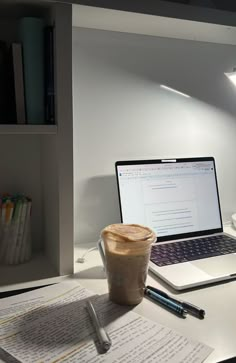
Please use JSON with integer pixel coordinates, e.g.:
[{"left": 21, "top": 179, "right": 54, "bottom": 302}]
[
  {"left": 145, "top": 288, "right": 187, "bottom": 318},
  {"left": 146, "top": 285, "right": 205, "bottom": 319}
]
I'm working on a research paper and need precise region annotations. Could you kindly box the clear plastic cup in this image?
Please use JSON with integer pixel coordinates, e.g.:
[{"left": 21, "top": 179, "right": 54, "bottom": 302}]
[{"left": 101, "top": 224, "right": 156, "bottom": 305}]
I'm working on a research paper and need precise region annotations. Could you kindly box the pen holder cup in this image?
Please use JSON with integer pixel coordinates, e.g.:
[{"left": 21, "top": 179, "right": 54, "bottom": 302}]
[
  {"left": 0, "top": 218, "right": 32, "bottom": 265},
  {"left": 100, "top": 223, "right": 156, "bottom": 306}
]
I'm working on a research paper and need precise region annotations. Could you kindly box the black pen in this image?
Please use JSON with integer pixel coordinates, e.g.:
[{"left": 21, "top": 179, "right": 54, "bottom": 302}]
[
  {"left": 146, "top": 285, "right": 205, "bottom": 319},
  {"left": 144, "top": 288, "right": 187, "bottom": 318}
]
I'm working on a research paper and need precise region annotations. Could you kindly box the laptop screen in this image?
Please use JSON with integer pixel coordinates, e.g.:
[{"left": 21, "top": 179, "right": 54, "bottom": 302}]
[{"left": 115, "top": 157, "right": 223, "bottom": 242}]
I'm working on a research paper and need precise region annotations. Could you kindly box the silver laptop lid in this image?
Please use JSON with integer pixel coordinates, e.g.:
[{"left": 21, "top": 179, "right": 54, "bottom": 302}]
[{"left": 115, "top": 157, "right": 223, "bottom": 242}]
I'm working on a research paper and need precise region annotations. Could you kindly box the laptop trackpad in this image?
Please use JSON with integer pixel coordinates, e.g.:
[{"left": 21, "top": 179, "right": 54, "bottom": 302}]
[{"left": 192, "top": 254, "right": 236, "bottom": 277}]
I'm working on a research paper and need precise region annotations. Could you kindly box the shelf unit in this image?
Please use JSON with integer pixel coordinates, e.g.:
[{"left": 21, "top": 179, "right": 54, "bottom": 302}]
[
  {"left": 0, "top": 0, "right": 74, "bottom": 290},
  {"left": 0, "top": 124, "right": 57, "bottom": 135}
]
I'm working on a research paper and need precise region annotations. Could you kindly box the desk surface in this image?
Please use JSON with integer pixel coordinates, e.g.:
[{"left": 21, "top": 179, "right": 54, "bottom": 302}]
[
  {"left": 73, "top": 242, "right": 236, "bottom": 363},
  {"left": 1, "top": 225, "right": 236, "bottom": 363}
]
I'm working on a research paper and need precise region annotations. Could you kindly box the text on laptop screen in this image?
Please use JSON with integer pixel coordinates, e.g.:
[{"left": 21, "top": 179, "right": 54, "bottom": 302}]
[{"left": 116, "top": 160, "right": 222, "bottom": 238}]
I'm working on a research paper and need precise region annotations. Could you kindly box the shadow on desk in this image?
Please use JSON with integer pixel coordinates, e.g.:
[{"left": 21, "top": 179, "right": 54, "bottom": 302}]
[
  {"left": 0, "top": 348, "right": 21, "bottom": 363},
  {"left": 217, "top": 358, "right": 236, "bottom": 363},
  {"left": 0, "top": 293, "right": 136, "bottom": 359},
  {"left": 74, "top": 266, "right": 106, "bottom": 280},
  {"left": 0, "top": 284, "right": 56, "bottom": 299}
]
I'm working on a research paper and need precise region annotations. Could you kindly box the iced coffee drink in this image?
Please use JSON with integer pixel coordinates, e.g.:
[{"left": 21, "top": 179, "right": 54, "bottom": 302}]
[{"left": 101, "top": 224, "right": 156, "bottom": 305}]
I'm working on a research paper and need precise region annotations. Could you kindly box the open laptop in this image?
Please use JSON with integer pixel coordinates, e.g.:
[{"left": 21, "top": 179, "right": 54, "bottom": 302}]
[{"left": 115, "top": 157, "right": 236, "bottom": 290}]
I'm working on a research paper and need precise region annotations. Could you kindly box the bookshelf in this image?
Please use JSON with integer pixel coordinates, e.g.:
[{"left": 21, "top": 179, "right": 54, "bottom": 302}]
[
  {"left": 0, "top": 1, "right": 73, "bottom": 290},
  {"left": 0, "top": 124, "right": 57, "bottom": 135}
]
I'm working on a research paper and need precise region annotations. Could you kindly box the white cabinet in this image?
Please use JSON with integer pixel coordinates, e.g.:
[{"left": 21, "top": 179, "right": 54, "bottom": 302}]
[{"left": 0, "top": 1, "right": 74, "bottom": 290}]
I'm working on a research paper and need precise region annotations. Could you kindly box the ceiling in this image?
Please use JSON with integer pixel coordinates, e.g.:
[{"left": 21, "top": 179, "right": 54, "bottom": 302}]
[
  {"left": 73, "top": 0, "right": 236, "bottom": 27},
  {"left": 74, "top": 0, "right": 236, "bottom": 13},
  {"left": 165, "top": 0, "right": 236, "bottom": 12},
  {"left": 73, "top": 4, "right": 236, "bottom": 45}
]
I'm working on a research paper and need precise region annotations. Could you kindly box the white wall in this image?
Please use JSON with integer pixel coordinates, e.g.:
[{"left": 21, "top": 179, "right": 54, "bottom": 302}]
[{"left": 73, "top": 27, "right": 236, "bottom": 244}]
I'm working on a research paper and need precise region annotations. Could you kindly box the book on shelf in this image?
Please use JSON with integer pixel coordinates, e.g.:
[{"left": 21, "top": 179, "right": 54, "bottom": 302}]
[
  {"left": 44, "top": 26, "right": 55, "bottom": 124},
  {"left": 0, "top": 18, "right": 55, "bottom": 126},
  {"left": 18, "top": 18, "right": 55, "bottom": 125},
  {"left": 19, "top": 17, "right": 45, "bottom": 125},
  {"left": 11, "top": 43, "right": 26, "bottom": 124},
  {"left": 0, "top": 40, "right": 9, "bottom": 124},
  {"left": 0, "top": 41, "right": 26, "bottom": 124},
  {"left": 0, "top": 40, "right": 17, "bottom": 124}
]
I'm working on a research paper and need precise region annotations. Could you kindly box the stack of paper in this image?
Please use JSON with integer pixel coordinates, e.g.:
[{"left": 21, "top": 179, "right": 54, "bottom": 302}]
[
  {"left": 0, "top": 281, "right": 213, "bottom": 363},
  {"left": 0, "top": 194, "right": 32, "bottom": 265}
]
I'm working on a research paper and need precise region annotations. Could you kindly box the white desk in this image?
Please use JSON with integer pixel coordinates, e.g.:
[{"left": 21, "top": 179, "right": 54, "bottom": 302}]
[
  {"left": 73, "top": 227, "right": 236, "bottom": 363},
  {"left": 1, "top": 226, "right": 236, "bottom": 363}
]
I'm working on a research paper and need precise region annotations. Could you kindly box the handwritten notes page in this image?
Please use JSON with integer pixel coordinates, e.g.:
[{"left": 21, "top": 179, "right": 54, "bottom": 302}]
[{"left": 0, "top": 282, "right": 213, "bottom": 363}]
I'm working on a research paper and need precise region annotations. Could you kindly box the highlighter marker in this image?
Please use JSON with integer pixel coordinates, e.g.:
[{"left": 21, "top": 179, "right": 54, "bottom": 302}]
[
  {"left": 144, "top": 288, "right": 187, "bottom": 318},
  {"left": 146, "top": 285, "right": 205, "bottom": 319}
]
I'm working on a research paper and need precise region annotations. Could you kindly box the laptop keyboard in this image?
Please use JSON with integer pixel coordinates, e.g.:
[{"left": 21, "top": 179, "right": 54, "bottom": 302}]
[{"left": 150, "top": 235, "right": 236, "bottom": 267}]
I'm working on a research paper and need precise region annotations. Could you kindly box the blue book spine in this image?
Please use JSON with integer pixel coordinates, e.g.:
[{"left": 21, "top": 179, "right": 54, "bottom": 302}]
[{"left": 19, "top": 17, "right": 45, "bottom": 124}]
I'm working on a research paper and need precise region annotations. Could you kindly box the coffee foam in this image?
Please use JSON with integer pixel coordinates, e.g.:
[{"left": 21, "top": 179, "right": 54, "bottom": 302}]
[{"left": 101, "top": 223, "right": 155, "bottom": 243}]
